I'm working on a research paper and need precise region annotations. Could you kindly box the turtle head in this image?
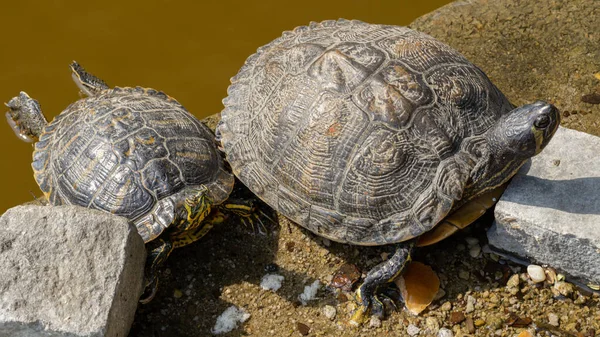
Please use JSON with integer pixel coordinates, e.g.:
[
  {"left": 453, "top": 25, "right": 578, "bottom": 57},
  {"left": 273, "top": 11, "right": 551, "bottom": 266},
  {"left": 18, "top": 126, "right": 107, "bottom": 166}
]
[
  {"left": 475, "top": 101, "right": 560, "bottom": 188},
  {"left": 5, "top": 91, "right": 48, "bottom": 143},
  {"left": 487, "top": 101, "right": 560, "bottom": 159}
]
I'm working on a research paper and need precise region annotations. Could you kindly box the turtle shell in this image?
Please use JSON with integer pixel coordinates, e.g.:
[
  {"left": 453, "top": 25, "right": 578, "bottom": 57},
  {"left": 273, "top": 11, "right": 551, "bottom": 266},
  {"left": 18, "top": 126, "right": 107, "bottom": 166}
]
[
  {"left": 33, "top": 86, "right": 233, "bottom": 240},
  {"left": 217, "top": 20, "right": 514, "bottom": 245}
]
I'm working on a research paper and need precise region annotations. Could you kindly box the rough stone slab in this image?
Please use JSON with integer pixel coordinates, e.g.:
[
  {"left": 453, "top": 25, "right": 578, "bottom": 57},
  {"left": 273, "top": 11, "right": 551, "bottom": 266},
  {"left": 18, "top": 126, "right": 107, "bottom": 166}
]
[
  {"left": 0, "top": 205, "right": 146, "bottom": 337},
  {"left": 488, "top": 127, "right": 600, "bottom": 284}
]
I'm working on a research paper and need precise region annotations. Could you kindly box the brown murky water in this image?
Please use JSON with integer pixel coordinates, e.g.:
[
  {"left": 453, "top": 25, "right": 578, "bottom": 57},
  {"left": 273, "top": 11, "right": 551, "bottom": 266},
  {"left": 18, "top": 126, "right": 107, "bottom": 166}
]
[{"left": 0, "top": 0, "right": 451, "bottom": 213}]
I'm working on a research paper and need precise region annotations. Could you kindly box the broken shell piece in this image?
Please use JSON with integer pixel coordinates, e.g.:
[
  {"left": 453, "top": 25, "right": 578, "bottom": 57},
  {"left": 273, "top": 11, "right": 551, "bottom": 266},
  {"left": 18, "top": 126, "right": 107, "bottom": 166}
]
[{"left": 394, "top": 262, "right": 440, "bottom": 315}]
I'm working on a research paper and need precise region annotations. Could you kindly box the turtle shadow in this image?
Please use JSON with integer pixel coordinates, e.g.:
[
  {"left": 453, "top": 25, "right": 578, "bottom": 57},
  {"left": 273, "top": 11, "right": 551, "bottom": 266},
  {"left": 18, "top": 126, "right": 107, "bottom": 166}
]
[
  {"left": 129, "top": 212, "right": 321, "bottom": 337},
  {"left": 305, "top": 209, "right": 512, "bottom": 309}
]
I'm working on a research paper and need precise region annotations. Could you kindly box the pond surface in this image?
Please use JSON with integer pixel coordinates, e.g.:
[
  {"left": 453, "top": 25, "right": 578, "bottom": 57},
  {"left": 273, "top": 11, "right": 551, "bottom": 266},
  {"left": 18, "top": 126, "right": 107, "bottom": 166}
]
[{"left": 0, "top": 0, "right": 451, "bottom": 212}]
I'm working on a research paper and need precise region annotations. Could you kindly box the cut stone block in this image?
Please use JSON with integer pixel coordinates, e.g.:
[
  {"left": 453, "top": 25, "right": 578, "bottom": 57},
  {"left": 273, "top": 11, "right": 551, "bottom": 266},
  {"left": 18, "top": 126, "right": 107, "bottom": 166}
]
[
  {"left": 488, "top": 126, "right": 600, "bottom": 284},
  {"left": 0, "top": 205, "right": 146, "bottom": 337}
]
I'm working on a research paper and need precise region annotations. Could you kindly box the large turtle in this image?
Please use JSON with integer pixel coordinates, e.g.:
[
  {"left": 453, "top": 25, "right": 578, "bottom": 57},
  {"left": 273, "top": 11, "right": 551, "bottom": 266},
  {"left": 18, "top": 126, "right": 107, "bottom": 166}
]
[
  {"left": 5, "top": 62, "right": 261, "bottom": 303},
  {"left": 217, "top": 20, "right": 560, "bottom": 322}
]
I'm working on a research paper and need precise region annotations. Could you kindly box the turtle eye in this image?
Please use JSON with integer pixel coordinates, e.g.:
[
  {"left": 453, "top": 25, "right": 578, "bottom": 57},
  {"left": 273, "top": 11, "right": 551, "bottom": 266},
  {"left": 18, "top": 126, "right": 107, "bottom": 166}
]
[{"left": 534, "top": 114, "right": 550, "bottom": 129}]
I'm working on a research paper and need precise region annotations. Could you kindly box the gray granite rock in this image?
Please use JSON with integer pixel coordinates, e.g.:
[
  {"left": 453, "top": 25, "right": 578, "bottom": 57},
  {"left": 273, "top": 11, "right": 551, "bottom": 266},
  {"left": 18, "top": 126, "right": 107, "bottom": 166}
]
[
  {"left": 0, "top": 205, "right": 146, "bottom": 337},
  {"left": 488, "top": 127, "right": 600, "bottom": 284}
]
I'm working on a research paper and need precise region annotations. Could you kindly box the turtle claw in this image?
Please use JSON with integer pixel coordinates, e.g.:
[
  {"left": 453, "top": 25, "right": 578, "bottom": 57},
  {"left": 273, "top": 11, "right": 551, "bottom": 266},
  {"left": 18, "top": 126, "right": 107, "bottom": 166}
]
[
  {"left": 139, "top": 277, "right": 159, "bottom": 304},
  {"left": 240, "top": 212, "right": 268, "bottom": 235},
  {"left": 221, "top": 198, "right": 278, "bottom": 235},
  {"left": 371, "top": 296, "right": 385, "bottom": 318},
  {"left": 349, "top": 287, "right": 371, "bottom": 325},
  {"left": 350, "top": 285, "right": 401, "bottom": 325}
]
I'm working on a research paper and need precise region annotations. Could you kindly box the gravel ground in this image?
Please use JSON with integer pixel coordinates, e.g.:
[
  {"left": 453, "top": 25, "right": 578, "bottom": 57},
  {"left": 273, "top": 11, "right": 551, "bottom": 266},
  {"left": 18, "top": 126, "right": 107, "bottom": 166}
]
[
  {"left": 129, "top": 205, "right": 600, "bottom": 337},
  {"left": 131, "top": 1, "right": 600, "bottom": 336}
]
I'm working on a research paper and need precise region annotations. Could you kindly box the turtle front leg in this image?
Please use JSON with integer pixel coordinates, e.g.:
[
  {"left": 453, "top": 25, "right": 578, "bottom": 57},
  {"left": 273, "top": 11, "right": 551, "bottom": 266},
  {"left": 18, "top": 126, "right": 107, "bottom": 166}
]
[
  {"left": 139, "top": 187, "right": 214, "bottom": 303},
  {"left": 5, "top": 91, "right": 48, "bottom": 142},
  {"left": 140, "top": 238, "right": 174, "bottom": 304},
  {"left": 219, "top": 197, "right": 277, "bottom": 234},
  {"left": 350, "top": 241, "right": 415, "bottom": 325}
]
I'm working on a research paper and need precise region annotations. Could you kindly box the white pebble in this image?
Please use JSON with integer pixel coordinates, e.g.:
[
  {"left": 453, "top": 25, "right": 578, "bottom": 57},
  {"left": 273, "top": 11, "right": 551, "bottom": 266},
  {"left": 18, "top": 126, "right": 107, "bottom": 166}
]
[
  {"left": 469, "top": 244, "right": 481, "bottom": 258},
  {"left": 369, "top": 316, "right": 382, "bottom": 328},
  {"left": 211, "top": 306, "right": 251, "bottom": 334},
  {"left": 458, "top": 269, "right": 470, "bottom": 280},
  {"left": 438, "top": 328, "right": 454, "bottom": 337},
  {"left": 407, "top": 324, "right": 421, "bottom": 336},
  {"left": 299, "top": 280, "right": 320, "bottom": 305},
  {"left": 465, "top": 295, "right": 476, "bottom": 313},
  {"left": 527, "top": 264, "right": 546, "bottom": 283},
  {"left": 548, "top": 312, "right": 559, "bottom": 326},
  {"left": 322, "top": 305, "right": 336, "bottom": 320},
  {"left": 260, "top": 274, "right": 285, "bottom": 292}
]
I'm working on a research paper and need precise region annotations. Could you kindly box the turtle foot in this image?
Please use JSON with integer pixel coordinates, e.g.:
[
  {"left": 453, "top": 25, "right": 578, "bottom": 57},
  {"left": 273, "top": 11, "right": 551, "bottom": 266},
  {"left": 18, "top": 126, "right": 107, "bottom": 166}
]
[{"left": 139, "top": 277, "right": 158, "bottom": 304}]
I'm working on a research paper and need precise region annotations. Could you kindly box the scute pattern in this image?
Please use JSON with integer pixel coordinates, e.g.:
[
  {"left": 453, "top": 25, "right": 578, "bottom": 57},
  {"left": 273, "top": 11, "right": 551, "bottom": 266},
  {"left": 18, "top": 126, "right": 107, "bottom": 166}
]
[
  {"left": 34, "top": 87, "right": 228, "bottom": 222},
  {"left": 218, "top": 20, "right": 513, "bottom": 245}
]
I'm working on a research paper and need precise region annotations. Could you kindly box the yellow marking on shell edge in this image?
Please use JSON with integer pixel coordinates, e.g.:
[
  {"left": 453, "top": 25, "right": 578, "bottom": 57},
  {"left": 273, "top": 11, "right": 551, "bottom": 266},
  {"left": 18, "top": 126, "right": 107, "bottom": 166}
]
[
  {"left": 43, "top": 190, "right": 51, "bottom": 202},
  {"left": 417, "top": 185, "right": 506, "bottom": 247}
]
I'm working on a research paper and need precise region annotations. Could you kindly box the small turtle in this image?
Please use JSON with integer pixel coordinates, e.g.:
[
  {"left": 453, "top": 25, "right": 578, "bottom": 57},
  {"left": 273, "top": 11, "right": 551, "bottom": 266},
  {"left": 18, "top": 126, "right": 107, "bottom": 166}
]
[
  {"left": 6, "top": 62, "right": 264, "bottom": 303},
  {"left": 217, "top": 20, "right": 560, "bottom": 322}
]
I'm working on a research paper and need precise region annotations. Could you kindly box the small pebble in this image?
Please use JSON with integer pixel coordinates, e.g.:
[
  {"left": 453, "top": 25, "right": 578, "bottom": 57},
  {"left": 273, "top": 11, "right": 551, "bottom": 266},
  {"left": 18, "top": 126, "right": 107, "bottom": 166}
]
[
  {"left": 465, "top": 295, "right": 475, "bottom": 314},
  {"left": 517, "top": 330, "right": 534, "bottom": 337},
  {"left": 547, "top": 313, "right": 559, "bottom": 327},
  {"left": 465, "top": 316, "right": 475, "bottom": 333},
  {"left": 407, "top": 324, "right": 421, "bottom": 336},
  {"left": 465, "top": 237, "right": 479, "bottom": 246},
  {"left": 469, "top": 244, "right": 481, "bottom": 258},
  {"left": 296, "top": 322, "right": 310, "bottom": 336},
  {"left": 449, "top": 311, "right": 466, "bottom": 324},
  {"left": 369, "top": 316, "right": 381, "bottom": 328},
  {"left": 474, "top": 319, "right": 485, "bottom": 327},
  {"left": 425, "top": 316, "right": 440, "bottom": 333},
  {"left": 527, "top": 265, "right": 546, "bottom": 283},
  {"left": 322, "top": 238, "right": 331, "bottom": 247},
  {"left": 330, "top": 264, "right": 361, "bottom": 292},
  {"left": 506, "top": 274, "right": 520, "bottom": 288},
  {"left": 322, "top": 305, "right": 336, "bottom": 320},
  {"left": 545, "top": 268, "right": 557, "bottom": 284},
  {"left": 554, "top": 281, "right": 574, "bottom": 297},
  {"left": 440, "top": 301, "right": 452, "bottom": 311},
  {"left": 458, "top": 269, "right": 470, "bottom": 280},
  {"left": 438, "top": 328, "right": 454, "bottom": 337},
  {"left": 173, "top": 289, "right": 183, "bottom": 299}
]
